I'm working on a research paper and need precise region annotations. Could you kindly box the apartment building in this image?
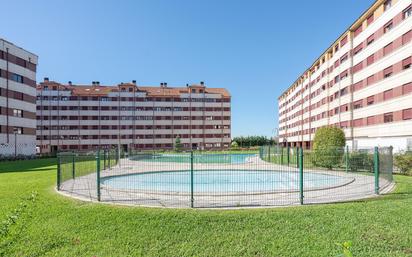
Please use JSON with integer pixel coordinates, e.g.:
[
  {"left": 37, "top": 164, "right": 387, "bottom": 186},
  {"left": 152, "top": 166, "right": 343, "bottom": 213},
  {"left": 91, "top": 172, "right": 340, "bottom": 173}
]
[
  {"left": 0, "top": 39, "right": 38, "bottom": 156},
  {"left": 36, "top": 79, "right": 231, "bottom": 153},
  {"left": 278, "top": 0, "right": 412, "bottom": 151}
]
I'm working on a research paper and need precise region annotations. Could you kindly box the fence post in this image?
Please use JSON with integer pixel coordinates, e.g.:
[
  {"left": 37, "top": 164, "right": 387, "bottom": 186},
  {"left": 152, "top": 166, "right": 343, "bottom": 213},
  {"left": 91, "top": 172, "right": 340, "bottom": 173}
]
[
  {"left": 374, "top": 146, "right": 379, "bottom": 195},
  {"left": 57, "top": 153, "right": 61, "bottom": 190},
  {"left": 299, "top": 147, "right": 304, "bottom": 205},
  {"left": 345, "top": 145, "right": 349, "bottom": 173},
  {"left": 190, "top": 151, "right": 194, "bottom": 208},
  {"left": 287, "top": 145, "right": 290, "bottom": 166},
  {"left": 268, "top": 146, "right": 271, "bottom": 162},
  {"left": 96, "top": 150, "right": 101, "bottom": 201},
  {"left": 72, "top": 151, "right": 75, "bottom": 179}
]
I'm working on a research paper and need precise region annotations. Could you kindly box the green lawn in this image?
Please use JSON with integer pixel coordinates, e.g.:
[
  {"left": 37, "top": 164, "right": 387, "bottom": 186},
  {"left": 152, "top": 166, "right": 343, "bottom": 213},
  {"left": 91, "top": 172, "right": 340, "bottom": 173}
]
[{"left": 1, "top": 159, "right": 412, "bottom": 257}]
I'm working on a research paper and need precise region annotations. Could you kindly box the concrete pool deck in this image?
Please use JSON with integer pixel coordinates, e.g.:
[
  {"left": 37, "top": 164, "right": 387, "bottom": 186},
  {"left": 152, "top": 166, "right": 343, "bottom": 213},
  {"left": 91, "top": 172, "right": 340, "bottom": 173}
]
[{"left": 58, "top": 156, "right": 394, "bottom": 208}]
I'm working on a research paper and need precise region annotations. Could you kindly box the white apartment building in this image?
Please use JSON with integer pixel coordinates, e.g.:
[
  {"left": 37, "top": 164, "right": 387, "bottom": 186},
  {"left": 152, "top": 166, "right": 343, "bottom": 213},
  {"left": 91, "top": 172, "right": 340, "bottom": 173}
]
[
  {"left": 0, "top": 39, "right": 38, "bottom": 156},
  {"left": 36, "top": 79, "right": 231, "bottom": 153},
  {"left": 278, "top": 0, "right": 412, "bottom": 151}
]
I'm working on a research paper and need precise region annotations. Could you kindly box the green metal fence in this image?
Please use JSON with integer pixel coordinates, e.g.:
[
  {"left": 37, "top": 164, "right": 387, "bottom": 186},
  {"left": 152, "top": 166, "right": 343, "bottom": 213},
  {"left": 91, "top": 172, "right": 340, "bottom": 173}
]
[{"left": 57, "top": 146, "right": 394, "bottom": 208}]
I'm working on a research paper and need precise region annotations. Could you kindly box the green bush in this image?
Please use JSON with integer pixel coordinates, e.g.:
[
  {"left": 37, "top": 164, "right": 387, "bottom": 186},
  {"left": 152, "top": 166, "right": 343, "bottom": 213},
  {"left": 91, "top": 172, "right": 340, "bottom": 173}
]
[
  {"left": 394, "top": 152, "right": 412, "bottom": 175},
  {"left": 174, "top": 136, "right": 183, "bottom": 152},
  {"left": 348, "top": 151, "right": 374, "bottom": 172},
  {"left": 312, "top": 127, "right": 346, "bottom": 169}
]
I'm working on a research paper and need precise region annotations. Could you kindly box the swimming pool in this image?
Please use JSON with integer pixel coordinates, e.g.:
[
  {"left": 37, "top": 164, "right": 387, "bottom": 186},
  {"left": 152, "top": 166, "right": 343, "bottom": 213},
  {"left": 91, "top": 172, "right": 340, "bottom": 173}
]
[
  {"left": 130, "top": 153, "right": 256, "bottom": 164},
  {"left": 101, "top": 170, "right": 353, "bottom": 194}
]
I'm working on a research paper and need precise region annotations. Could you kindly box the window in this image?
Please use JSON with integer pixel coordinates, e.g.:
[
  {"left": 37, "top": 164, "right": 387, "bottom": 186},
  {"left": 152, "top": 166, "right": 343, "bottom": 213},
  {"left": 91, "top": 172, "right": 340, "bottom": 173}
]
[
  {"left": 354, "top": 100, "right": 363, "bottom": 109},
  {"left": 384, "top": 21, "right": 393, "bottom": 33},
  {"left": 403, "top": 108, "right": 412, "bottom": 120},
  {"left": 367, "top": 75, "right": 375, "bottom": 85},
  {"left": 367, "top": 116, "right": 375, "bottom": 125},
  {"left": 403, "top": 30, "right": 412, "bottom": 45},
  {"left": 340, "top": 71, "right": 348, "bottom": 80},
  {"left": 334, "top": 76, "right": 339, "bottom": 83},
  {"left": 383, "top": 66, "right": 393, "bottom": 78},
  {"left": 354, "top": 26, "right": 362, "bottom": 37},
  {"left": 404, "top": 7, "right": 412, "bottom": 19},
  {"left": 13, "top": 109, "right": 23, "bottom": 117},
  {"left": 367, "top": 14, "right": 374, "bottom": 25},
  {"left": 353, "top": 43, "right": 363, "bottom": 55},
  {"left": 403, "top": 82, "right": 412, "bottom": 94},
  {"left": 353, "top": 81, "right": 363, "bottom": 91},
  {"left": 340, "top": 36, "right": 348, "bottom": 46},
  {"left": 403, "top": 57, "right": 411, "bottom": 70},
  {"left": 367, "top": 96, "right": 374, "bottom": 105},
  {"left": 334, "top": 45, "right": 339, "bottom": 52},
  {"left": 353, "top": 119, "right": 363, "bottom": 127},
  {"left": 352, "top": 62, "right": 363, "bottom": 73},
  {"left": 384, "top": 112, "right": 393, "bottom": 123},
  {"left": 384, "top": 89, "right": 393, "bottom": 100},
  {"left": 13, "top": 127, "right": 23, "bottom": 134},
  {"left": 384, "top": 0, "right": 391, "bottom": 11},
  {"left": 340, "top": 54, "right": 348, "bottom": 63},
  {"left": 367, "top": 34, "right": 375, "bottom": 45},
  {"left": 367, "top": 54, "right": 375, "bottom": 66},
  {"left": 383, "top": 42, "right": 393, "bottom": 56},
  {"left": 11, "top": 73, "right": 23, "bottom": 83}
]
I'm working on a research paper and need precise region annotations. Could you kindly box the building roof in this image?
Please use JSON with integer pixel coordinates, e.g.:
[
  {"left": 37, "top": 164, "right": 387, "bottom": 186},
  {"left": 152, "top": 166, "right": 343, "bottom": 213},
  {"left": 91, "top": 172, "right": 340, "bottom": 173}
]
[{"left": 37, "top": 80, "right": 231, "bottom": 97}]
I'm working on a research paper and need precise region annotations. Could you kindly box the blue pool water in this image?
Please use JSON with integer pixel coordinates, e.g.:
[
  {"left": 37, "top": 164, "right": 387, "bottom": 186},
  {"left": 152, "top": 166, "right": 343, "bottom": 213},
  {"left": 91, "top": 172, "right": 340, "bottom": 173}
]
[
  {"left": 131, "top": 153, "right": 256, "bottom": 164},
  {"left": 101, "top": 170, "right": 350, "bottom": 193}
]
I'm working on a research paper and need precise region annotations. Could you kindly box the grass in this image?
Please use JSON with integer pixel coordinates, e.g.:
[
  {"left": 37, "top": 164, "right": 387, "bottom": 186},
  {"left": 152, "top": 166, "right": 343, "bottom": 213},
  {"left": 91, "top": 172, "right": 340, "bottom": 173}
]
[{"left": 0, "top": 159, "right": 412, "bottom": 256}]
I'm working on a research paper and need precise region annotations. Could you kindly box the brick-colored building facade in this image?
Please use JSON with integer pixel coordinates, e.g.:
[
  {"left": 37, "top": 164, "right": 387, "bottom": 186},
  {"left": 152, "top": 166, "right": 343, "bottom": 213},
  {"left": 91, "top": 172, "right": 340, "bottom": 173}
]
[
  {"left": 36, "top": 79, "right": 231, "bottom": 153},
  {"left": 278, "top": 0, "right": 412, "bottom": 151}
]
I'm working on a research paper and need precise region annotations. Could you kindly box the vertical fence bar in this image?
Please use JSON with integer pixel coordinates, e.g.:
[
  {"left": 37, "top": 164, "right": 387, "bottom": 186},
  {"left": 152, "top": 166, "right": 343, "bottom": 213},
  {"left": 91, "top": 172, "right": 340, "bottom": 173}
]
[
  {"left": 96, "top": 150, "right": 101, "bottom": 201},
  {"left": 268, "top": 145, "right": 271, "bottom": 162},
  {"left": 280, "top": 147, "right": 283, "bottom": 165},
  {"left": 374, "top": 146, "right": 379, "bottom": 195},
  {"left": 299, "top": 147, "right": 304, "bottom": 205},
  {"left": 345, "top": 145, "right": 349, "bottom": 173},
  {"left": 296, "top": 147, "right": 299, "bottom": 168},
  {"left": 57, "top": 153, "right": 61, "bottom": 190},
  {"left": 103, "top": 150, "right": 106, "bottom": 170},
  {"left": 72, "top": 151, "right": 75, "bottom": 179},
  {"left": 108, "top": 149, "right": 111, "bottom": 168},
  {"left": 287, "top": 145, "right": 290, "bottom": 166},
  {"left": 190, "top": 151, "right": 194, "bottom": 208}
]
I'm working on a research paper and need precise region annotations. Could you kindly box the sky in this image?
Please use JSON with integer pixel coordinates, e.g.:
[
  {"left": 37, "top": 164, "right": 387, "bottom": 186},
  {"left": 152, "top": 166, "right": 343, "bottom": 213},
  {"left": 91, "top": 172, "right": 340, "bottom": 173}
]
[{"left": 1, "top": 0, "right": 375, "bottom": 137}]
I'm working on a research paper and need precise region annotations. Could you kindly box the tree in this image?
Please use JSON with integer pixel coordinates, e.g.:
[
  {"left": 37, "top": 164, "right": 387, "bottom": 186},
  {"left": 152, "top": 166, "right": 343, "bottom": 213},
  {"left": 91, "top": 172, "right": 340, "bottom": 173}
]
[
  {"left": 231, "top": 141, "right": 239, "bottom": 149},
  {"left": 312, "top": 127, "right": 346, "bottom": 169},
  {"left": 174, "top": 136, "right": 183, "bottom": 152},
  {"left": 231, "top": 135, "right": 272, "bottom": 147}
]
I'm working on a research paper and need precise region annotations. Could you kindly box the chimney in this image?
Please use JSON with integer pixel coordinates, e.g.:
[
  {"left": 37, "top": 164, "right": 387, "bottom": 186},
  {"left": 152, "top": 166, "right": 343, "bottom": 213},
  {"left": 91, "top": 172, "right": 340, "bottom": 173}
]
[
  {"left": 160, "top": 82, "right": 164, "bottom": 86},
  {"left": 132, "top": 80, "right": 136, "bottom": 84},
  {"left": 96, "top": 81, "right": 100, "bottom": 85},
  {"left": 91, "top": 81, "right": 95, "bottom": 85},
  {"left": 164, "top": 82, "right": 167, "bottom": 87},
  {"left": 44, "top": 77, "right": 49, "bottom": 82},
  {"left": 200, "top": 81, "right": 204, "bottom": 86},
  {"left": 68, "top": 81, "right": 72, "bottom": 85}
]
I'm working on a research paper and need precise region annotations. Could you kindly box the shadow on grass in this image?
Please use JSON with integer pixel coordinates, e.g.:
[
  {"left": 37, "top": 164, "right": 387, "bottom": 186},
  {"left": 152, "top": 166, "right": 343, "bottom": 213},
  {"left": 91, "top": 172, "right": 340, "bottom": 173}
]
[{"left": 0, "top": 158, "right": 56, "bottom": 174}]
